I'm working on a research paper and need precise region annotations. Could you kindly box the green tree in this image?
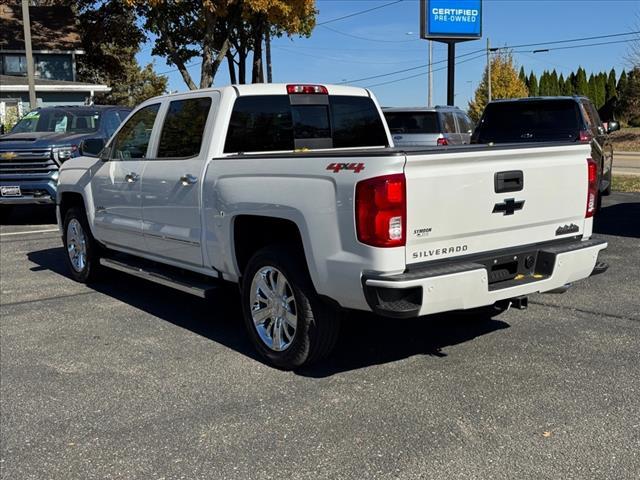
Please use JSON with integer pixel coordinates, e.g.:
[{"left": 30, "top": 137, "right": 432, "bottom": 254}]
[
  {"left": 550, "top": 70, "right": 560, "bottom": 96},
  {"left": 519, "top": 66, "right": 527, "bottom": 88},
  {"left": 528, "top": 71, "right": 538, "bottom": 97},
  {"left": 127, "top": 0, "right": 316, "bottom": 89},
  {"left": 468, "top": 52, "right": 528, "bottom": 122},
  {"left": 618, "top": 67, "right": 640, "bottom": 126},
  {"left": 606, "top": 68, "right": 617, "bottom": 102},
  {"left": 56, "top": 1, "right": 168, "bottom": 106},
  {"left": 575, "top": 67, "right": 589, "bottom": 96}
]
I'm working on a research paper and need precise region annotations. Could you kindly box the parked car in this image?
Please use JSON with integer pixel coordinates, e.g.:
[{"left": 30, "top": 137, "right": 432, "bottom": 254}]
[
  {"left": 0, "top": 105, "right": 131, "bottom": 219},
  {"left": 471, "top": 96, "right": 620, "bottom": 197},
  {"left": 57, "top": 84, "right": 607, "bottom": 369},
  {"left": 383, "top": 106, "right": 474, "bottom": 147}
]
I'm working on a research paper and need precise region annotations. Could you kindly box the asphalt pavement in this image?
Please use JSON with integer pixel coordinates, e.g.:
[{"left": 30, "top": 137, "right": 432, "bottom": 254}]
[{"left": 1, "top": 194, "right": 639, "bottom": 479}]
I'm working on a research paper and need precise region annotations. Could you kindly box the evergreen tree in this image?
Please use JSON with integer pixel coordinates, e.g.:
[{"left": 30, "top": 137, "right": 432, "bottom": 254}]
[
  {"left": 539, "top": 70, "right": 549, "bottom": 96},
  {"left": 528, "top": 71, "right": 538, "bottom": 96},
  {"left": 575, "top": 67, "right": 589, "bottom": 96},
  {"left": 617, "top": 70, "right": 628, "bottom": 99},
  {"left": 606, "top": 68, "right": 617, "bottom": 102},
  {"left": 595, "top": 72, "right": 607, "bottom": 108},
  {"left": 550, "top": 70, "right": 560, "bottom": 96},
  {"left": 519, "top": 66, "right": 527, "bottom": 88},
  {"left": 588, "top": 74, "right": 597, "bottom": 104},
  {"left": 567, "top": 72, "right": 576, "bottom": 95}
]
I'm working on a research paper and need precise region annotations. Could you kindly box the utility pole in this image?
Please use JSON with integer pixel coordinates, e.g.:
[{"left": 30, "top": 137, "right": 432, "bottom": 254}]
[
  {"left": 446, "top": 41, "right": 455, "bottom": 106},
  {"left": 487, "top": 37, "right": 492, "bottom": 103},
  {"left": 21, "top": 0, "right": 37, "bottom": 110},
  {"left": 427, "top": 40, "right": 433, "bottom": 107}
]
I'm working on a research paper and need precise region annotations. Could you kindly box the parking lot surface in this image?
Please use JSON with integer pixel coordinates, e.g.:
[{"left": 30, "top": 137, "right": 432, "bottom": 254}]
[{"left": 1, "top": 193, "right": 639, "bottom": 480}]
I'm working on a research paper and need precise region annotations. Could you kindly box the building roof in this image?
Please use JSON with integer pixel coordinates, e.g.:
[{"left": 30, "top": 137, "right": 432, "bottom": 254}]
[
  {"left": 0, "top": 75, "right": 110, "bottom": 93},
  {"left": 0, "top": 4, "right": 83, "bottom": 52}
]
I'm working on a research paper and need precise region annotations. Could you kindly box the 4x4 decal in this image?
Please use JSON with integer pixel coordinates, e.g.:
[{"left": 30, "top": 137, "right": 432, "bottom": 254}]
[{"left": 326, "top": 162, "right": 365, "bottom": 173}]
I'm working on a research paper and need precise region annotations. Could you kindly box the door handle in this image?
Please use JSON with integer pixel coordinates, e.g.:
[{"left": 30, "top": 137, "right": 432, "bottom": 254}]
[
  {"left": 180, "top": 174, "right": 198, "bottom": 186},
  {"left": 125, "top": 172, "right": 139, "bottom": 183}
]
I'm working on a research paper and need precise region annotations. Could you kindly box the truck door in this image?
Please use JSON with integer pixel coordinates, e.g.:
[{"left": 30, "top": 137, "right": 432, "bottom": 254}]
[
  {"left": 140, "top": 93, "right": 218, "bottom": 267},
  {"left": 91, "top": 103, "right": 161, "bottom": 251}
]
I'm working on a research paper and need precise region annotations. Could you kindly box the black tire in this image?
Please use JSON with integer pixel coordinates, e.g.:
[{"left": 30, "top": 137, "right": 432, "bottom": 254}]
[
  {"left": 241, "top": 244, "right": 341, "bottom": 370},
  {"left": 0, "top": 205, "right": 12, "bottom": 224},
  {"left": 62, "top": 206, "right": 102, "bottom": 283}
]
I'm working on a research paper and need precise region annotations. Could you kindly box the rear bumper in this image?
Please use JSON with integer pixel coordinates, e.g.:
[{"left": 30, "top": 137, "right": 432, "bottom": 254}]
[{"left": 363, "top": 238, "right": 607, "bottom": 318}]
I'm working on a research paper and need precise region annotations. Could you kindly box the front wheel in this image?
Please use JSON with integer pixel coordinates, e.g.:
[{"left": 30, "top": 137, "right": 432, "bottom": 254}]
[
  {"left": 62, "top": 207, "right": 102, "bottom": 283},
  {"left": 241, "top": 245, "right": 340, "bottom": 370}
]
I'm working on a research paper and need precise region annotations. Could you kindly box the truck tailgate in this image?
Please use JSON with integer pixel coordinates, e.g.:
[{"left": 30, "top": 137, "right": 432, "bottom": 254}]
[{"left": 404, "top": 143, "right": 591, "bottom": 265}]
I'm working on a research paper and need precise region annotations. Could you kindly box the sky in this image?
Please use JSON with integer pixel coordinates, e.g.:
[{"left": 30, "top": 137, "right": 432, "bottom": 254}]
[{"left": 136, "top": 0, "right": 639, "bottom": 109}]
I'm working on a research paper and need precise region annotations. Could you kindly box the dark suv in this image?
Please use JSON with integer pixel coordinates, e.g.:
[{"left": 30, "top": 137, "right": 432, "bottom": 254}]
[
  {"left": 0, "top": 105, "right": 130, "bottom": 215},
  {"left": 471, "top": 96, "right": 620, "bottom": 197}
]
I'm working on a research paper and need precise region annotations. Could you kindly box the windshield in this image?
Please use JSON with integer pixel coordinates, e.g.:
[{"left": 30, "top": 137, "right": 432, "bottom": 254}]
[
  {"left": 476, "top": 100, "right": 582, "bottom": 143},
  {"left": 384, "top": 111, "right": 440, "bottom": 134},
  {"left": 11, "top": 110, "right": 101, "bottom": 134}
]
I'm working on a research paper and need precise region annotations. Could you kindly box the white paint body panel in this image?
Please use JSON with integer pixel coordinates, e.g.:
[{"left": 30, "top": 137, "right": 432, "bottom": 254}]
[{"left": 56, "top": 84, "right": 605, "bottom": 316}]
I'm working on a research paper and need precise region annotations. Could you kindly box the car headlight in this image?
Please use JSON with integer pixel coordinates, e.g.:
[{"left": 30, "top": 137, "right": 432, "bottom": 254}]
[{"left": 53, "top": 145, "right": 78, "bottom": 162}]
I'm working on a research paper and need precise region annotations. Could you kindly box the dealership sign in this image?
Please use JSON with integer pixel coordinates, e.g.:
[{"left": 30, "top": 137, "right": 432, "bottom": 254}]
[{"left": 421, "top": 0, "right": 482, "bottom": 40}]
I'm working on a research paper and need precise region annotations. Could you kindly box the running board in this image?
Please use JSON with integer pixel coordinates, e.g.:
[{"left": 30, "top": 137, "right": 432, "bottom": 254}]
[{"left": 99, "top": 257, "right": 219, "bottom": 298}]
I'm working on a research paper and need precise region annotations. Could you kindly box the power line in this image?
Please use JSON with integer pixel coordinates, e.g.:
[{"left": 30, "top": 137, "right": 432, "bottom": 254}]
[
  {"left": 317, "top": 0, "right": 404, "bottom": 26},
  {"left": 319, "top": 24, "right": 418, "bottom": 43},
  {"left": 512, "top": 38, "right": 637, "bottom": 53},
  {"left": 364, "top": 53, "right": 486, "bottom": 88},
  {"left": 340, "top": 30, "right": 639, "bottom": 85}
]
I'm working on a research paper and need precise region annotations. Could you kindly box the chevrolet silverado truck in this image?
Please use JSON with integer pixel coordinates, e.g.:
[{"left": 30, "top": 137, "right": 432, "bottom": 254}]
[
  {"left": 0, "top": 105, "right": 130, "bottom": 220},
  {"left": 56, "top": 84, "right": 608, "bottom": 369}
]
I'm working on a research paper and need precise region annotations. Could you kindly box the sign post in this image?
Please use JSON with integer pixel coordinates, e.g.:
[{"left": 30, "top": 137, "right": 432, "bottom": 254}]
[{"left": 420, "top": 0, "right": 482, "bottom": 106}]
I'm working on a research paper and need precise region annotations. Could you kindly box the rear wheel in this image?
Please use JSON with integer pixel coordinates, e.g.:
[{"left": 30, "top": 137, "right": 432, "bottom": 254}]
[
  {"left": 63, "top": 206, "right": 102, "bottom": 283},
  {"left": 241, "top": 245, "right": 340, "bottom": 370}
]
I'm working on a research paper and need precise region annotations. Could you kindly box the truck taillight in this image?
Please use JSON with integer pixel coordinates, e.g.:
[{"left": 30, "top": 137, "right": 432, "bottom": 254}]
[
  {"left": 586, "top": 158, "right": 598, "bottom": 218},
  {"left": 355, "top": 174, "right": 406, "bottom": 248},
  {"left": 286, "top": 84, "right": 328, "bottom": 94},
  {"left": 579, "top": 130, "right": 593, "bottom": 142},
  {"left": 437, "top": 137, "right": 449, "bottom": 146}
]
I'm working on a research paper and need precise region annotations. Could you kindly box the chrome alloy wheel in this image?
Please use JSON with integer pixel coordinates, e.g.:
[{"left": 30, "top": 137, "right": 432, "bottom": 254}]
[
  {"left": 66, "top": 218, "right": 87, "bottom": 273},
  {"left": 249, "top": 266, "right": 298, "bottom": 352}
]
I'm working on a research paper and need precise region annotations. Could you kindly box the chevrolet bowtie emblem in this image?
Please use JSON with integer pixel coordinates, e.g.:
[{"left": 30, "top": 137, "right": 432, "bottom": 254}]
[
  {"left": 493, "top": 198, "right": 525, "bottom": 215},
  {"left": 1, "top": 152, "right": 18, "bottom": 160}
]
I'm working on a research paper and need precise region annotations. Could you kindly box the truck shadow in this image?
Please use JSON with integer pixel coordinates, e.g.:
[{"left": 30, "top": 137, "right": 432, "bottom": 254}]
[
  {"left": 593, "top": 199, "right": 640, "bottom": 239},
  {"left": 28, "top": 247, "right": 510, "bottom": 378}
]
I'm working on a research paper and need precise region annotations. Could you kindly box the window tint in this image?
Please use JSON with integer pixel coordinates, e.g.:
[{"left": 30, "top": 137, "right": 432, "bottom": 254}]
[
  {"left": 476, "top": 100, "right": 582, "bottom": 143},
  {"left": 111, "top": 104, "right": 160, "bottom": 160},
  {"left": 455, "top": 112, "right": 473, "bottom": 133},
  {"left": 157, "top": 98, "right": 212, "bottom": 158},
  {"left": 292, "top": 105, "right": 331, "bottom": 139},
  {"left": 102, "top": 110, "right": 122, "bottom": 138},
  {"left": 329, "top": 96, "right": 388, "bottom": 148},
  {"left": 11, "top": 110, "right": 101, "bottom": 134},
  {"left": 224, "top": 96, "right": 293, "bottom": 153},
  {"left": 383, "top": 112, "right": 439, "bottom": 134},
  {"left": 441, "top": 112, "right": 456, "bottom": 133}
]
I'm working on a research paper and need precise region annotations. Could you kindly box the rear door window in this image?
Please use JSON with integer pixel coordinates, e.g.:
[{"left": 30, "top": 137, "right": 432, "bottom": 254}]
[
  {"left": 476, "top": 100, "right": 581, "bottom": 143},
  {"left": 383, "top": 111, "right": 439, "bottom": 134},
  {"left": 157, "top": 97, "right": 212, "bottom": 158},
  {"left": 440, "top": 112, "right": 457, "bottom": 133},
  {"left": 455, "top": 111, "right": 473, "bottom": 133}
]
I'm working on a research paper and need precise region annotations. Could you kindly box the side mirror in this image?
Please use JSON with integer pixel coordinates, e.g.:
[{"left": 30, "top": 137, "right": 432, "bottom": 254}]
[
  {"left": 80, "top": 138, "right": 106, "bottom": 157},
  {"left": 607, "top": 121, "right": 620, "bottom": 134}
]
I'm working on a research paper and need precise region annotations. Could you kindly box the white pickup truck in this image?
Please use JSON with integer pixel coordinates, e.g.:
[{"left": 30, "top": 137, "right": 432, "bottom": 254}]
[{"left": 57, "top": 83, "right": 608, "bottom": 369}]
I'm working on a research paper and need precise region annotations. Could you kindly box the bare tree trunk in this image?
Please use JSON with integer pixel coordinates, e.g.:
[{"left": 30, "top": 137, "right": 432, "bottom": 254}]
[
  {"left": 226, "top": 51, "right": 237, "bottom": 84},
  {"left": 210, "top": 39, "right": 230, "bottom": 86},
  {"left": 251, "top": 16, "right": 264, "bottom": 83},
  {"left": 238, "top": 50, "right": 246, "bottom": 84},
  {"left": 161, "top": 19, "right": 197, "bottom": 90},
  {"left": 199, "top": 8, "right": 215, "bottom": 88},
  {"left": 265, "top": 28, "right": 272, "bottom": 83}
]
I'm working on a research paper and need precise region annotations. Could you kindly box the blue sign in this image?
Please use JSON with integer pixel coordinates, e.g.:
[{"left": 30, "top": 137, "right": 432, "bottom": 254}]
[{"left": 424, "top": 0, "right": 482, "bottom": 40}]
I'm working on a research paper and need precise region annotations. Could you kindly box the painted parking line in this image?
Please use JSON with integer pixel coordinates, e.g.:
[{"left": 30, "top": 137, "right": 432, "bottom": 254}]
[{"left": 0, "top": 228, "right": 60, "bottom": 237}]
